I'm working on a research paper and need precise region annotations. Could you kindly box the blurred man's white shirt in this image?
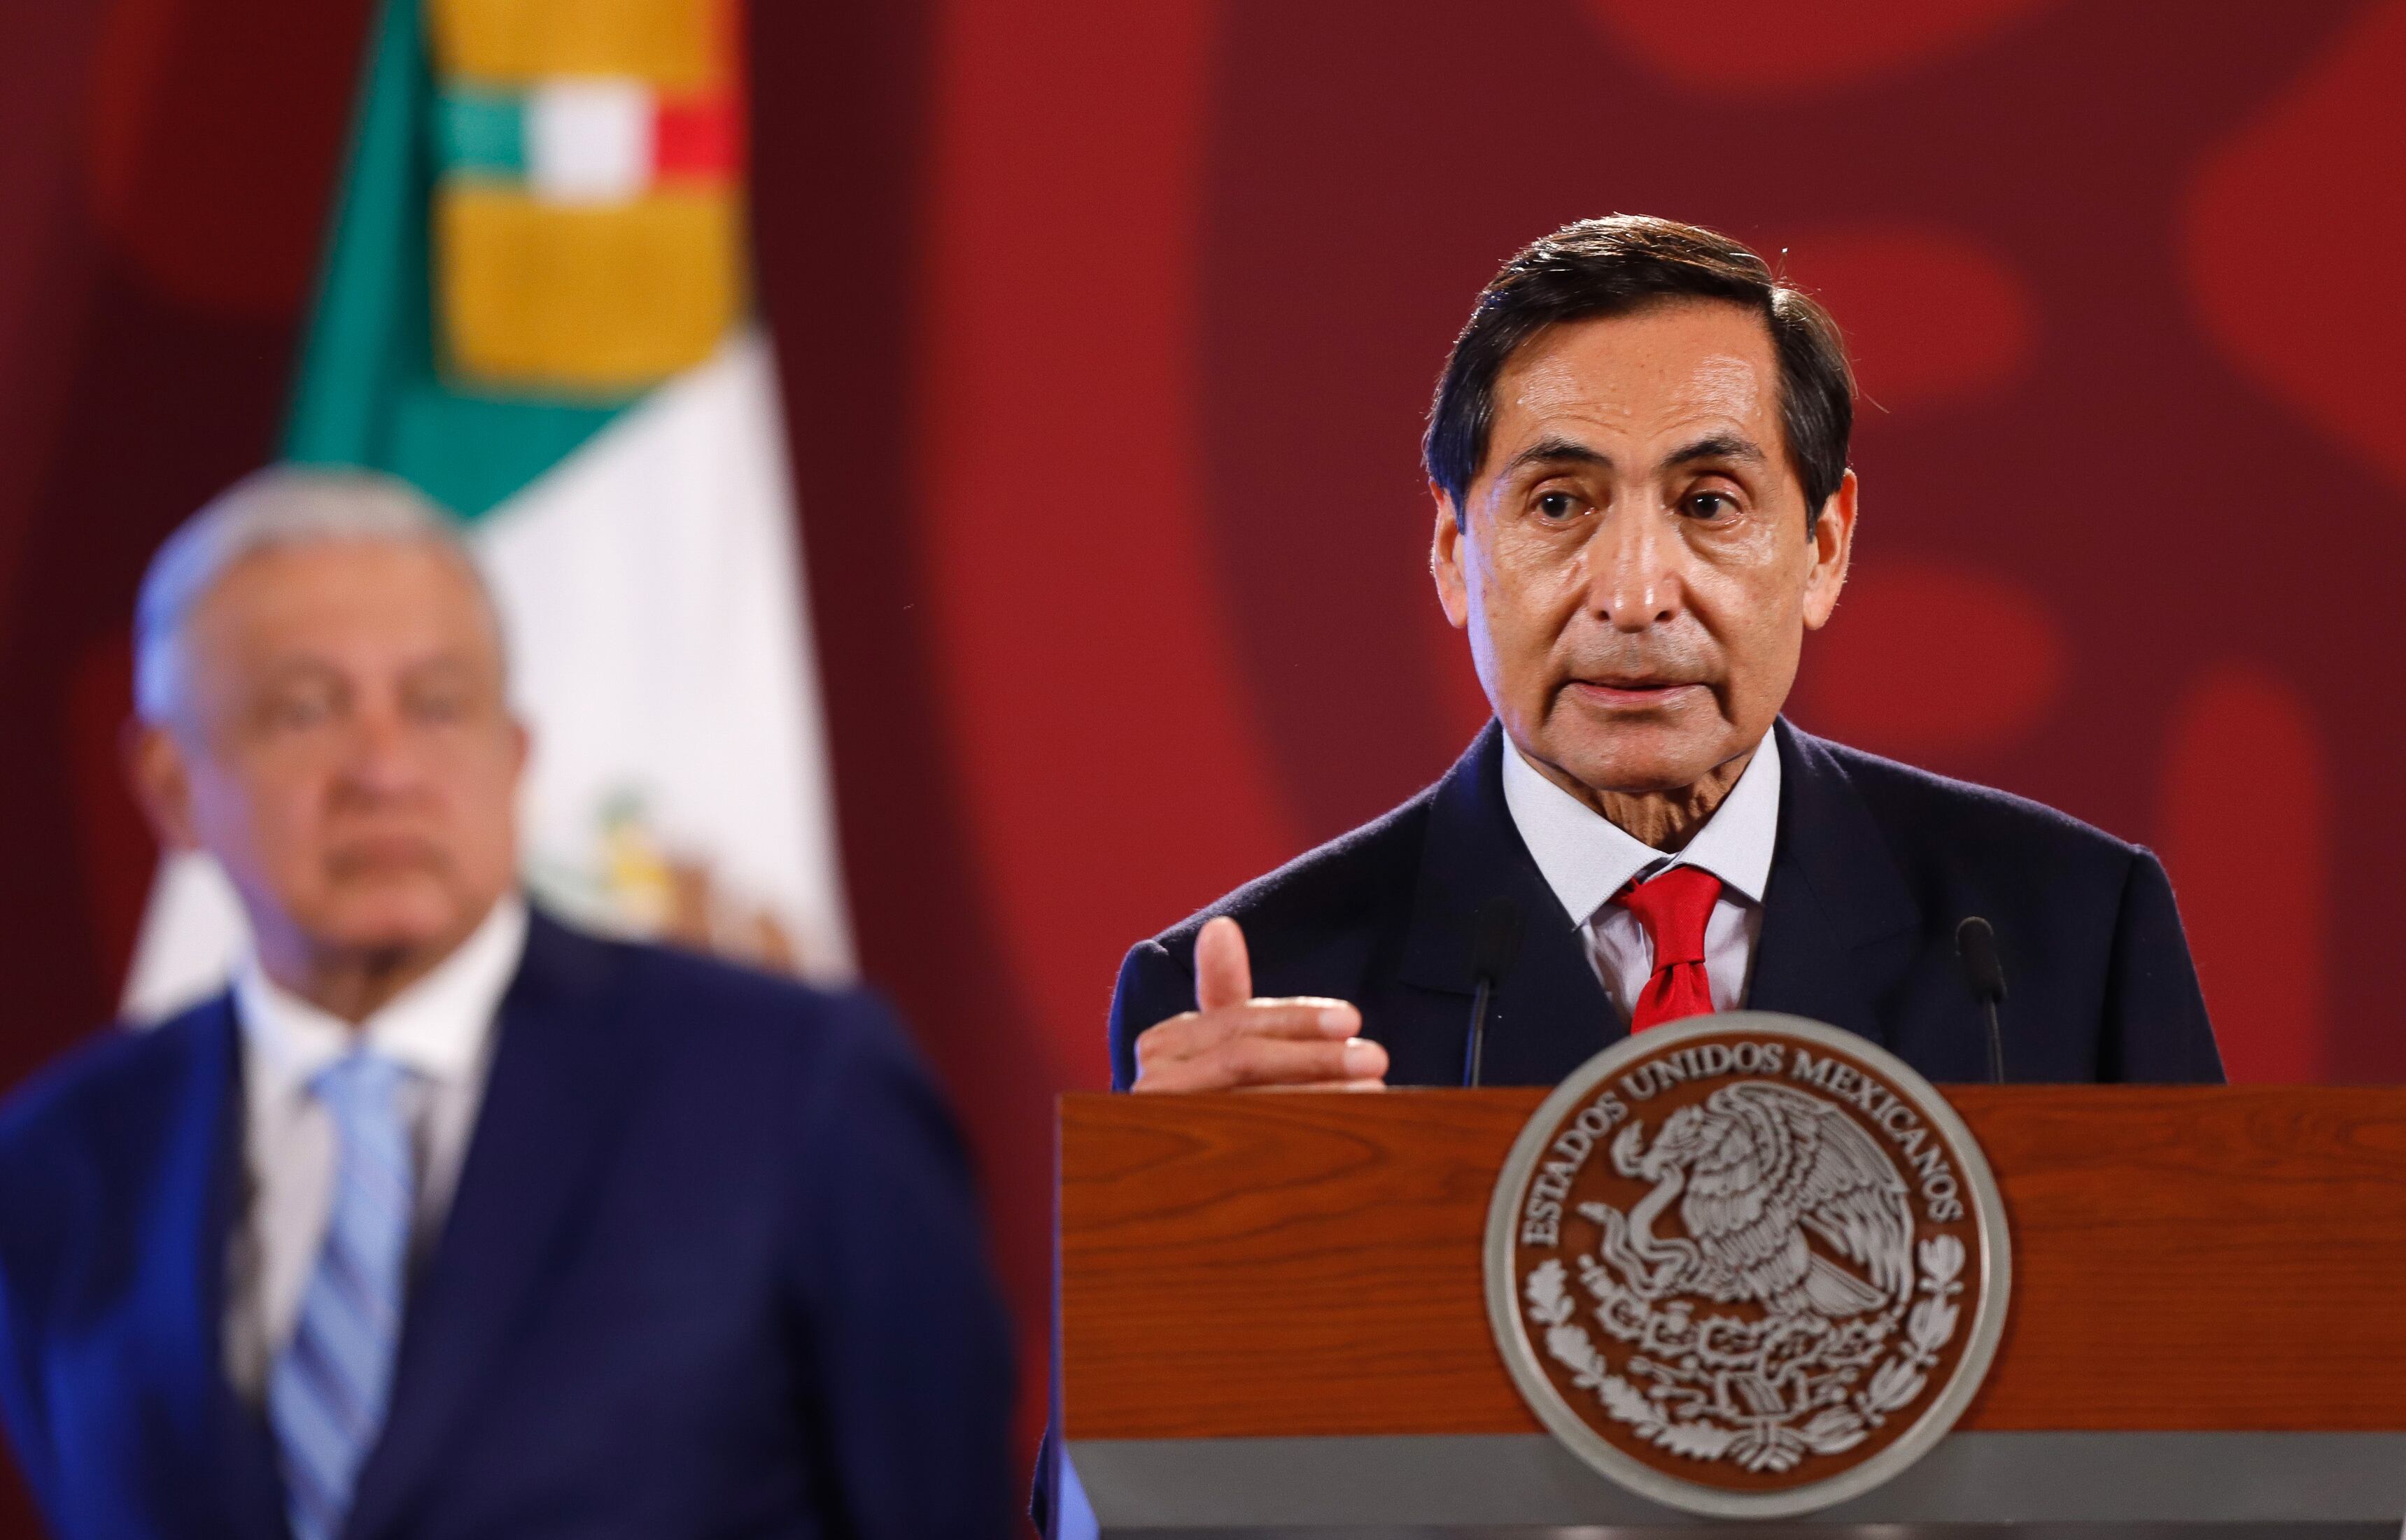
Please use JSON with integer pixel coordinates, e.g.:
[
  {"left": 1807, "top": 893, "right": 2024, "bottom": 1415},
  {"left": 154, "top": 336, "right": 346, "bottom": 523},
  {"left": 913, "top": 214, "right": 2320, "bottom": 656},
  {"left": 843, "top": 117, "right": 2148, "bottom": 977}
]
[{"left": 219, "top": 894, "right": 526, "bottom": 1401}]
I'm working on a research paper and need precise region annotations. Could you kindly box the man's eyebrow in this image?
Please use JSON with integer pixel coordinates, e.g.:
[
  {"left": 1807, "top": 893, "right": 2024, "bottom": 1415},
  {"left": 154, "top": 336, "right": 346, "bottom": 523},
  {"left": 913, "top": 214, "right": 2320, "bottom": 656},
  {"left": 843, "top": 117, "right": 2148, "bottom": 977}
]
[
  {"left": 1501, "top": 437, "right": 1613, "bottom": 476},
  {"left": 1663, "top": 433, "right": 1770, "bottom": 469},
  {"left": 256, "top": 656, "right": 344, "bottom": 681}
]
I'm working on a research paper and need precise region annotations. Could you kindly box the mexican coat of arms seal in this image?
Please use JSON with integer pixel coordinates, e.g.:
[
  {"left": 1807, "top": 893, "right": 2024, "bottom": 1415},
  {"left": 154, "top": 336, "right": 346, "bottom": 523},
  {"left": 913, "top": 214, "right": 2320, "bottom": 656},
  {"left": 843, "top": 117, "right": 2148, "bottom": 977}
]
[{"left": 1484, "top": 1012, "right": 2011, "bottom": 1518}]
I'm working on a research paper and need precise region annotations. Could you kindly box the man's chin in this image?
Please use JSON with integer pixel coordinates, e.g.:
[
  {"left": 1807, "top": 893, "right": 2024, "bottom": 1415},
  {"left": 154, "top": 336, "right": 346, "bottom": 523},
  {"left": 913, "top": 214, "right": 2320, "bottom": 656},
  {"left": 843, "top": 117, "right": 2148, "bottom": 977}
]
[
  {"left": 305, "top": 885, "right": 484, "bottom": 963},
  {"left": 1532, "top": 721, "right": 1739, "bottom": 799}
]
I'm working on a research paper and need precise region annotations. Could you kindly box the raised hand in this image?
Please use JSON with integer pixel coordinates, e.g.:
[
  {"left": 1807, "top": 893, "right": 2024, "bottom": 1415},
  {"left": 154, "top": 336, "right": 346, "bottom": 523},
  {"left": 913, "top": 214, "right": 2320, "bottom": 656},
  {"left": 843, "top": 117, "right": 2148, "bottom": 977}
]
[{"left": 1130, "top": 917, "right": 1387, "bottom": 1092}]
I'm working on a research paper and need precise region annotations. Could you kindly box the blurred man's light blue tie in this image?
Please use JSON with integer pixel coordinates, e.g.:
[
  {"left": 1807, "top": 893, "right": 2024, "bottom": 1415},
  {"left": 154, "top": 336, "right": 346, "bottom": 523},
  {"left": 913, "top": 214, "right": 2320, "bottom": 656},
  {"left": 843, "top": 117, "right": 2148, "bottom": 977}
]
[{"left": 270, "top": 1053, "right": 412, "bottom": 1540}]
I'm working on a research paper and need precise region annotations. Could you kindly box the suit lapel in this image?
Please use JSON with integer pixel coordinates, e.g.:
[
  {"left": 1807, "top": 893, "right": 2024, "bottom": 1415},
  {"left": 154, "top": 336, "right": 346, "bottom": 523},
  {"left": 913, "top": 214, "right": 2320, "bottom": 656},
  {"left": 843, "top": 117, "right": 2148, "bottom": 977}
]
[
  {"left": 132, "top": 998, "right": 288, "bottom": 1540},
  {"left": 1747, "top": 720, "right": 1921, "bottom": 1045},
  {"left": 1396, "top": 723, "right": 1619, "bottom": 1085},
  {"left": 1391, "top": 719, "right": 1920, "bottom": 1080},
  {"left": 346, "top": 914, "right": 643, "bottom": 1537}
]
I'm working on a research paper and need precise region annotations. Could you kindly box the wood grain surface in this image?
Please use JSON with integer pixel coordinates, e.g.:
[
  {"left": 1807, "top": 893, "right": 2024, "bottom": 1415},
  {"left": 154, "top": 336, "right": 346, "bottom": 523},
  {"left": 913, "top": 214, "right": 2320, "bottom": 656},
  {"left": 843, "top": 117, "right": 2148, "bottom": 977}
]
[{"left": 1057, "top": 1087, "right": 2406, "bottom": 1439}]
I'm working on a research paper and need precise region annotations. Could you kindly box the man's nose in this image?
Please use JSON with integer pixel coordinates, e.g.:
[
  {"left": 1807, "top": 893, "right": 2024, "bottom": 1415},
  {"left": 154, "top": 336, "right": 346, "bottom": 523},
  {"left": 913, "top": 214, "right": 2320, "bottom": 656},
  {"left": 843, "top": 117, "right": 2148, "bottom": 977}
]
[
  {"left": 339, "top": 707, "right": 427, "bottom": 796},
  {"left": 1587, "top": 506, "right": 1684, "bottom": 632}
]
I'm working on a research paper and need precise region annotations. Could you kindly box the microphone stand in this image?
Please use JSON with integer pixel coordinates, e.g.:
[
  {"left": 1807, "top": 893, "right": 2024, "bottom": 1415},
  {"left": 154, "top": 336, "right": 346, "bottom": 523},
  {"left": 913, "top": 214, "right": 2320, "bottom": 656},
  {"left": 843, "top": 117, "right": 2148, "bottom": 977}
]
[
  {"left": 1464, "top": 973, "right": 1498, "bottom": 1089},
  {"left": 1955, "top": 916, "right": 2008, "bottom": 1085},
  {"left": 1461, "top": 898, "right": 1524, "bottom": 1088}
]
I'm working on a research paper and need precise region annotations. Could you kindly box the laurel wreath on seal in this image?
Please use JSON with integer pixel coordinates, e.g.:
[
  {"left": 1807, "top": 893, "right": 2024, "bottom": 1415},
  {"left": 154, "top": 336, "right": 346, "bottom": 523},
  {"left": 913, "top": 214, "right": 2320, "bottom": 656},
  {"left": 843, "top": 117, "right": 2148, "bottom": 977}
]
[{"left": 1524, "top": 1234, "right": 1965, "bottom": 1474}]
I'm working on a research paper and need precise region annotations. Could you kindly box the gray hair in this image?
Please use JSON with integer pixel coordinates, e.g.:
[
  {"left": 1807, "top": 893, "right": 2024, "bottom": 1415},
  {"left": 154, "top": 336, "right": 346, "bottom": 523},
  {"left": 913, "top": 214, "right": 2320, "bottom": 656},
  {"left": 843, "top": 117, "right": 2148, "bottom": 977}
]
[{"left": 134, "top": 466, "right": 500, "bottom": 724}]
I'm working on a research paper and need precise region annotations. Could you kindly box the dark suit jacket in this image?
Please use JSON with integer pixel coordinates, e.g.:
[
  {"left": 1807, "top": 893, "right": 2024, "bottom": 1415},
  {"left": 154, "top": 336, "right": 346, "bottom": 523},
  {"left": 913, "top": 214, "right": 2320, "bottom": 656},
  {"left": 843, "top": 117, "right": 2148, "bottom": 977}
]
[
  {"left": 0, "top": 909, "right": 1015, "bottom": 1540},
  {"left": 1110, "top": 719, "right": 2224, "bottom": 1089}
]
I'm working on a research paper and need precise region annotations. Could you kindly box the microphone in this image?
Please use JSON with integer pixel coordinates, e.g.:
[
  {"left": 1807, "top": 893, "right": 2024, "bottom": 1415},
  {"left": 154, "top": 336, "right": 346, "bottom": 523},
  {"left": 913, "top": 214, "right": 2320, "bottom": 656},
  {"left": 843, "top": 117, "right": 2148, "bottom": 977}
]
[
  {"left": 1955, "top": 916, "right": 2008, "bottom": 1084},
  {"left": 1462, "top": 897, "right": 1525, "bottom": 1088}
]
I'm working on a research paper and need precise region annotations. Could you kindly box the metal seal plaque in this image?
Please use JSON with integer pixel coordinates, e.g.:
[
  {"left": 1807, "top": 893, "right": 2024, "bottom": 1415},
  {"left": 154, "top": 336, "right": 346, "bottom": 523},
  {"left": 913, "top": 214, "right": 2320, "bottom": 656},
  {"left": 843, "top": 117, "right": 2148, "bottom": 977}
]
[{"left": 1484, "top": 1013, "right": 2011, "bottom": 1518}]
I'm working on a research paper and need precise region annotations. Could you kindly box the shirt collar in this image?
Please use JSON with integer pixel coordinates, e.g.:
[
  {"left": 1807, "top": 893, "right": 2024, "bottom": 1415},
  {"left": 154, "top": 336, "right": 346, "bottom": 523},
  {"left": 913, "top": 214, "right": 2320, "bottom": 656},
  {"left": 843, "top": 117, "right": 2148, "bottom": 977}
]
[
  {"left": 233, "top": 894, "right": 529, "bottom": 1101},
  {"left": 1500, "top": 730, "right": 1782, "bottom": 928}
]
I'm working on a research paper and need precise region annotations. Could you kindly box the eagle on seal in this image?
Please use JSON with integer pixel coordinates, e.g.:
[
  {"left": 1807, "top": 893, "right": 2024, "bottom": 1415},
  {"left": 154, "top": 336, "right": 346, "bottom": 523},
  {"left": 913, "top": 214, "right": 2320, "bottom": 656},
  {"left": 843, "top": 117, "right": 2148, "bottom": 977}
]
[{"left": 1594, "top": 1081, "right": 1914, "bottom": 1319}]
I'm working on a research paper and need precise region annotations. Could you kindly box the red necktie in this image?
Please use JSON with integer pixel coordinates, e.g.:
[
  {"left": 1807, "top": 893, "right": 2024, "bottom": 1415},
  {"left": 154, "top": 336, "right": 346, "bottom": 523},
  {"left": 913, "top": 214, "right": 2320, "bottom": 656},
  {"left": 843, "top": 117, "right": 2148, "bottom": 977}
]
[{"left": 1617, "top": 866, "right": 1722, "bottom": 1031}]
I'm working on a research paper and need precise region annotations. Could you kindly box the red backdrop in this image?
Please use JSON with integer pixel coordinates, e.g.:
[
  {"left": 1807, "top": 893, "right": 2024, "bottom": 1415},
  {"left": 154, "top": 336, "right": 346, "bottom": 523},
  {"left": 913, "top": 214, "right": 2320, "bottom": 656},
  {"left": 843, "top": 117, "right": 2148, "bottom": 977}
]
[{"left": 0, "top": 0, "right": 2400, "bottom": 1530}]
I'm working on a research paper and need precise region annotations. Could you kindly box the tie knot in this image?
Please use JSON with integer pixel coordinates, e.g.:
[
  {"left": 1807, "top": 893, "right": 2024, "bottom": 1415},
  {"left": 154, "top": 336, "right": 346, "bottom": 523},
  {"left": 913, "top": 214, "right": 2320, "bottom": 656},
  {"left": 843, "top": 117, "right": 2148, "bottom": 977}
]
[
  {"left": 311, "top": 1051, "right": 405, "bottom": 1125},
  {"left": 1616, "top": 866, "right": 1722, "bottom": 967}
]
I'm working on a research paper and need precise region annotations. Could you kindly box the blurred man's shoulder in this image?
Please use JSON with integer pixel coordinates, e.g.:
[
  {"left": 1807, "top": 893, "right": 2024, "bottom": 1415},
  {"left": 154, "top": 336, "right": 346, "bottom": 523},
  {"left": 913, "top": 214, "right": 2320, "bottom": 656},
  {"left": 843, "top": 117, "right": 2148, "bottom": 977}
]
[
  {"left": 0, "top": 996, "right": 228, "bottom": 1171},
  {"left": 536, "top": 911, "right": 921, "bottom": 1080}
]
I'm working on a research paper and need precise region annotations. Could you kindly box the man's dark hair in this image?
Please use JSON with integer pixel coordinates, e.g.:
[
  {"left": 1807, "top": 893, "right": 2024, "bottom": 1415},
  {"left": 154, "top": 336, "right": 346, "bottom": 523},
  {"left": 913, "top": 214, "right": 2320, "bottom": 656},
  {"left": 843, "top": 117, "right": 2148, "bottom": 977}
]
[{"left": 1423, "top": 215, "right": 1855, "bottom": 525}]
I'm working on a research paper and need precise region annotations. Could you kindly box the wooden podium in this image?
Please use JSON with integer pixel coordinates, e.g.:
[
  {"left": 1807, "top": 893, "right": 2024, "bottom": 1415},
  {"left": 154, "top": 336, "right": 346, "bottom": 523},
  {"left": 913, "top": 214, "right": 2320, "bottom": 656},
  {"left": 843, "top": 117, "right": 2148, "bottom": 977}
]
[{"left": 1053, "top": 1087, "right": 2406, "bottom": 1537}]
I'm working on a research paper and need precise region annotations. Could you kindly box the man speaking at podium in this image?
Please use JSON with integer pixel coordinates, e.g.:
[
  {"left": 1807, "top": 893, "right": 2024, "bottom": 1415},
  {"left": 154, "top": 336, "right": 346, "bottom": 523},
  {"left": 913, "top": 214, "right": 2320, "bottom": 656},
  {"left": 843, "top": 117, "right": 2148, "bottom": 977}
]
[{"left": 1116, "top": 216, "right": 2222, "bottom": 1094}]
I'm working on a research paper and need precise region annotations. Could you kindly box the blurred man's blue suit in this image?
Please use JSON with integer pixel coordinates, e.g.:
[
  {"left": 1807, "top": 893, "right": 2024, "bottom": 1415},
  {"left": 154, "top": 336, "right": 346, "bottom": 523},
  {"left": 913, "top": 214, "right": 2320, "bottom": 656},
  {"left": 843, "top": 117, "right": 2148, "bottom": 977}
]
[{"left": 0, "top": 909, "right": 1015, "bottom": 1540}]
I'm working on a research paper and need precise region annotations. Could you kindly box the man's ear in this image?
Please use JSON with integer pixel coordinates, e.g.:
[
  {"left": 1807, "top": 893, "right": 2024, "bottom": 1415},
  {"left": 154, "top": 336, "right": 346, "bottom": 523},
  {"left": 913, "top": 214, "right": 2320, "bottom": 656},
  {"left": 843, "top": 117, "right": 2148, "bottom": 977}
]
[
  {"left": 1801, "top": 468, "right": 1858, "bottom": 631},
  {"left": 125, "top": 720, "right": 202, "bottom": 854},
  {"left": 1430, "top": 479, "right": 1470, "bottom": 630}
]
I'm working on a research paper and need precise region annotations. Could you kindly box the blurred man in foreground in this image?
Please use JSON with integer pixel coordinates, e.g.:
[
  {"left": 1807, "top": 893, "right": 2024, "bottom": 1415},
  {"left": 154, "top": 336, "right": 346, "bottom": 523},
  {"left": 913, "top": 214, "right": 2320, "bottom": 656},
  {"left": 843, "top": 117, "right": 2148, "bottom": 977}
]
[
  {"left": 0, "top": 469, "right": 1014, "bottom": 1539},
  {"left": 1114, "top": 216, "right": 2222, "bottom": 1093}
]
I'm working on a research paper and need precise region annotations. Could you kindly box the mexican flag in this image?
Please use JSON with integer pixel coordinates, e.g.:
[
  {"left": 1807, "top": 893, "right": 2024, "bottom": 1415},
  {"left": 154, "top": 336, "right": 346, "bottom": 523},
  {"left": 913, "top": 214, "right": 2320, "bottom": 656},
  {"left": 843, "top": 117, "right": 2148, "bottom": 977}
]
[{"left": 123, "top": 0, "right": 852, "bottom": 1015}]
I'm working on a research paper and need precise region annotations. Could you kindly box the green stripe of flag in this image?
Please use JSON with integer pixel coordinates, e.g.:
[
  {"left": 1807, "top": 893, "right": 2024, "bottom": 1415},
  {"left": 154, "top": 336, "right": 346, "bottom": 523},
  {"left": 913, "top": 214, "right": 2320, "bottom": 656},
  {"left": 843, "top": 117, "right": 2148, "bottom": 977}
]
[
  {"left": 283, "top": 0, "right": 626, "bottom": 519},
  {"left": 434, "top": 89, "right": 525, "bottom": 178}
]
